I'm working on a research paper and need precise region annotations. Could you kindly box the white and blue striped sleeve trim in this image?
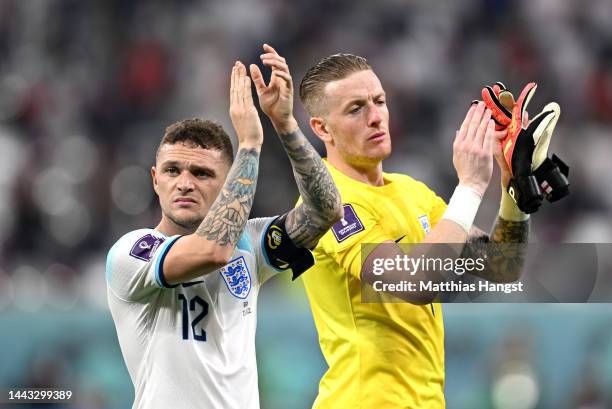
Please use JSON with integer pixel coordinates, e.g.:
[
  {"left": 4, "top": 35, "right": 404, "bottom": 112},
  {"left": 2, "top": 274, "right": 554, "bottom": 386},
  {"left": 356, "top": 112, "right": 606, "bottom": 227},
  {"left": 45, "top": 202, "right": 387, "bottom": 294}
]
[{"left": 153, "top": 235, "right": 183, "bottom": 288}]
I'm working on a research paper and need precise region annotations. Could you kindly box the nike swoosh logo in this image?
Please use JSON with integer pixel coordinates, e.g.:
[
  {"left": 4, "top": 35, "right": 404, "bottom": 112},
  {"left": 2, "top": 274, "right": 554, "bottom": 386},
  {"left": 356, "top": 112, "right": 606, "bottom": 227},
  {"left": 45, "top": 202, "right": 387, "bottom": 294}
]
[
  {"left": 394, "top": 235, "right": 406, "bottom": 243},
  {"left": 181, "top": 281, "right": 204, "bottom": 288}
]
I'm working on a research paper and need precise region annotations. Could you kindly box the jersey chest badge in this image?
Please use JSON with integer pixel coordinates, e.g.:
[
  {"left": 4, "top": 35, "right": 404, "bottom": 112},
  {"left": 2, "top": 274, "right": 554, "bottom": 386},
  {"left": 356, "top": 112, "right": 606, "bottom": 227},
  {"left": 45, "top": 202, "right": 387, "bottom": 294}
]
[
  {"left": 219, "top": 256, "right": 252, "bottom": 299},
  {"left": 417, "top": 214, "right": 431, "bottom": 234}
]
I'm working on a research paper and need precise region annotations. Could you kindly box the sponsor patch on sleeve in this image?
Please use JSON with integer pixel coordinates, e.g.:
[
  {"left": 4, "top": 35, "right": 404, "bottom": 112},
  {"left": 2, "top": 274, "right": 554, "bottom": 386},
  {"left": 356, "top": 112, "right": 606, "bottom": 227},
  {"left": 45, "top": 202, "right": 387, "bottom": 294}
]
[
  {"left": 331, "top": 204, "right": 365, "bottom": 243},
  {"left": 129, "top": 234, "right": 165, "bottom": 262}
]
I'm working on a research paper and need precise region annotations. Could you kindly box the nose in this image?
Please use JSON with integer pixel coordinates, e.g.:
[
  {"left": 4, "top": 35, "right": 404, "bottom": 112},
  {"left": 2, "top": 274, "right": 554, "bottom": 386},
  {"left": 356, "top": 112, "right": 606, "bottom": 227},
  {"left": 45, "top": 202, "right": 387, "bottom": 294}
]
[
  {"left": 177, "top": 171, "right": 195, "bottom": 193},
  {"left": 367, "top": 103, "right": 383, "bottom": 127}
]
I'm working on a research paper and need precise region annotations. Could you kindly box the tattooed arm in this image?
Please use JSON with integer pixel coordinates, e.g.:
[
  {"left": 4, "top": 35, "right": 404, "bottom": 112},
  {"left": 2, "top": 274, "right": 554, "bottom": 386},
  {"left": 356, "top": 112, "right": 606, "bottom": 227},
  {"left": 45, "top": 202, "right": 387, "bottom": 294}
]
[
  {"left": 195, "top": 148, "right": 259, "bottom": 245},
  {"left": 277, "top": 124, "right": 343, "bottom": 248},
  {"left": 459, "top": 110, "right": 531, "bottom": 283},
  {"left": 251, "top": 44, "right": 342, "bottom": 249},
  {"left": 460, "top": 217, "right": 529, "bottom": 283},
  {"left": 162, "top": 62, "right": 263, "bottom": 284}
]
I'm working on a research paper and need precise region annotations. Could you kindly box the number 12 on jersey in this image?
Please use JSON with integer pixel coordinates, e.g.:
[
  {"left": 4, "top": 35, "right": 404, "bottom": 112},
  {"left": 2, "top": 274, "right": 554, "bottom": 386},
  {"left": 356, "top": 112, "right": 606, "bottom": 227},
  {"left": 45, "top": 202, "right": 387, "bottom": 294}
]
[{"left": 177, "top": 294, "right": 208, "bottom": 341}]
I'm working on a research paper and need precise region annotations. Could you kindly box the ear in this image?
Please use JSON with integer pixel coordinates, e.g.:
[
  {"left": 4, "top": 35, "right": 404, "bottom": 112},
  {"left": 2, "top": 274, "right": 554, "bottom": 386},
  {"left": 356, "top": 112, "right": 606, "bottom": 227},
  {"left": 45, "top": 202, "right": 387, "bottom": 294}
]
[
  {"left": 310, "top": 117, "right": 333, "bottom": 145},
  {"left": 151, "top": 166, "right": 159, "bottom": 195}
]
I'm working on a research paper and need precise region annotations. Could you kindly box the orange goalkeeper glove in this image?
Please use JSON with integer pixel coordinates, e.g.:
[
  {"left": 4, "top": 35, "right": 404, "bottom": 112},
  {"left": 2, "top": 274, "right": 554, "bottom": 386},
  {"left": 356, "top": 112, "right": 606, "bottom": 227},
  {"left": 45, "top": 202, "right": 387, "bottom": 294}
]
[{"left": 481, "top": 82, "right": 569, "bottom": 213}]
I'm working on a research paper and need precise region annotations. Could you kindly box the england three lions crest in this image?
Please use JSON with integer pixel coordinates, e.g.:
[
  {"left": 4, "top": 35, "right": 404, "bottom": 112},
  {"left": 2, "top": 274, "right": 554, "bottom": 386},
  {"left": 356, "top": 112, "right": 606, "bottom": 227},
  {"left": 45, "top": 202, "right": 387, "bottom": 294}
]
[{"left": 219, "top": 256, "right": 252, "bottom": 299}]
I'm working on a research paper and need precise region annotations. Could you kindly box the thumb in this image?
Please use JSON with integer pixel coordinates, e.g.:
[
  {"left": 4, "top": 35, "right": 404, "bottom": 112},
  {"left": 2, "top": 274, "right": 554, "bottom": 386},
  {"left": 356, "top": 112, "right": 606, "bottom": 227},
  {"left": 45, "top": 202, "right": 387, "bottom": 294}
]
[
  {"left": 249, "top": 64, "right": 266, "bottom": 95},
  {"left": 493, "top": 129, "right": 507, "bottom": 141},
  {"left": 527, "top": 109, "right": 555, "bottom": 136}
]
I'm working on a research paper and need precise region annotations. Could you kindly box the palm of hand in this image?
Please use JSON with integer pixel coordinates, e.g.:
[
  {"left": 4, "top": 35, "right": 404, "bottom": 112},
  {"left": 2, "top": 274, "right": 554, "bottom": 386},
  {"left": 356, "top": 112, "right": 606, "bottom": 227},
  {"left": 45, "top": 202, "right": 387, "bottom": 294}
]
[{"left": 231, "top": 105, "right": 263, "bottom": 145}]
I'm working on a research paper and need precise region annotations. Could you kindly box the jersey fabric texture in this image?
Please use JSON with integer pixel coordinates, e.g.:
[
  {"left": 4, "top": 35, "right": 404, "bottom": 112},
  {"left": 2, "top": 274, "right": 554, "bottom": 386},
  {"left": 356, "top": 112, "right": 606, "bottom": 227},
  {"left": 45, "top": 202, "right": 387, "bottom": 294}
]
[
  {"left": 301, "top": 162, "right": 448, "bottom": 409},
  {"left": 106, "top": 217, "right": 283, "bottom": 409}
]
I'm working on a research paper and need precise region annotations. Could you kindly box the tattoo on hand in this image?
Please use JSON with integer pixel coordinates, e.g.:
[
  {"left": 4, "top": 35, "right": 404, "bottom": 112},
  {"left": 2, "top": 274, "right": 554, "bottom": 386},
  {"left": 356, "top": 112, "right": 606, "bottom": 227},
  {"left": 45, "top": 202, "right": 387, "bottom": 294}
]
[{"left": 196, "top": 148, "right": 259, "bottom": 246}]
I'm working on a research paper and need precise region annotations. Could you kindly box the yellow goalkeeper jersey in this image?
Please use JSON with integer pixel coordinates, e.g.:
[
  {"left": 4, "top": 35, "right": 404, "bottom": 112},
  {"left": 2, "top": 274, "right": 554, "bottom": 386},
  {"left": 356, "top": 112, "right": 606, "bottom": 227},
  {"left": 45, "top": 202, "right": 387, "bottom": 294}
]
[{"left": 301, "top": 162, "right": 448, "bottom": 409}]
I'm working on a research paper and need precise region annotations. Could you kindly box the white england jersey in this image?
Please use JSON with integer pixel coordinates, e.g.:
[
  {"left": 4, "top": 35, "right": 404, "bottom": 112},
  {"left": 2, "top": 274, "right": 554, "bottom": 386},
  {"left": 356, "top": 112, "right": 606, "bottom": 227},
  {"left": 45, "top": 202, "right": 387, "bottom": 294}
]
[{"left": 106, "top": 217, "right": 283, "bottom": 409}]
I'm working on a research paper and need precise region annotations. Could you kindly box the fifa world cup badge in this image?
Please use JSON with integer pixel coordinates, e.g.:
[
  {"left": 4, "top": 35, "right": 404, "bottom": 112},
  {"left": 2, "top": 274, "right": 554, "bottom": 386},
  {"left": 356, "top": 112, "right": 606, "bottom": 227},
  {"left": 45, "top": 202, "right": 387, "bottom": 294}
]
[{"left": 331, "top": 204, "right": 365, "bottom": 242}]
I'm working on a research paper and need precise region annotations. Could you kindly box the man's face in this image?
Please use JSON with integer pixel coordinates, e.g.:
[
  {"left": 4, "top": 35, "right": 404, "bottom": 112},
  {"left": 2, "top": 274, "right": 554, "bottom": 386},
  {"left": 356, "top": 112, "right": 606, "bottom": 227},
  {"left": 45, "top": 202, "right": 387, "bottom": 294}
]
[
  {"left": 152, "top": 142, "right": 231, "bottom": 232},
  {"left": 320, "top": 69, "right": 391, "bottom": 167}
]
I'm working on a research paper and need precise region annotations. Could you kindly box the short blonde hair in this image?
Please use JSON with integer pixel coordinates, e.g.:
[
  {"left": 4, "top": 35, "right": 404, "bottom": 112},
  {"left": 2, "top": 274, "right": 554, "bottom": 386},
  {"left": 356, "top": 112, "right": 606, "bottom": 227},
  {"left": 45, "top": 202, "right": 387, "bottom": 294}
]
[{"left": 299, "top": 54, "right": 371, "bottom": 117}]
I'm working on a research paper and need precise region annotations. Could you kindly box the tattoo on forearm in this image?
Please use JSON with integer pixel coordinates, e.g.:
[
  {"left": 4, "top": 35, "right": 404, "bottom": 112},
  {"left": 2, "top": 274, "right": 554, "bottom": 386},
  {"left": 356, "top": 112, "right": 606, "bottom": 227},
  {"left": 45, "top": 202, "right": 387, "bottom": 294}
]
[
  {"left": 462, "top": 217, "right": 529, "bottom": 282},
  {"left": 279, "top": 128, "right": 341, "bottom": 248},
  {"left": 196, "top": 148, "right": 259, "bottom": 246},
  {"left": 490, "top": 217, "right": 529, "bottom": 244}
]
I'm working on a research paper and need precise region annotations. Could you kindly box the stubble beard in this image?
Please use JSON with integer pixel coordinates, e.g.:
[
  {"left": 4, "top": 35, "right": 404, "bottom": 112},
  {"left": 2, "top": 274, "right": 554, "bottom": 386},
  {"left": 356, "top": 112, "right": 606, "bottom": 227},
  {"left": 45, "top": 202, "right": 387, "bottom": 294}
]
[{"left": 166, "top": 211, "right": 203, "bottom": 234}]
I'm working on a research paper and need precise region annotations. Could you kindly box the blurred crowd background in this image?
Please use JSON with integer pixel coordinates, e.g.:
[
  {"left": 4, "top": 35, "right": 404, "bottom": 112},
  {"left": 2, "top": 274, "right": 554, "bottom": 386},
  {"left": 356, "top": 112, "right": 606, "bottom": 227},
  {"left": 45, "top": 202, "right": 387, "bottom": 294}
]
[{"left": 1, "top": 0, "right": 612, "bottom": 408}]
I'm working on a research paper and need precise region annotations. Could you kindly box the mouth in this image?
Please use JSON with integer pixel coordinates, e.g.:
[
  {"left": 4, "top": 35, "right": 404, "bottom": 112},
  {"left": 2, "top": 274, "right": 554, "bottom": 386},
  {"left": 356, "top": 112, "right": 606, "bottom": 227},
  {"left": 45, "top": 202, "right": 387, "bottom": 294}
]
[
  {"left": 174, "top": 197, "right": 197, "bottom": 205},
  {"left": 368, "top": 131, "right": 387, "bottom": 142}
]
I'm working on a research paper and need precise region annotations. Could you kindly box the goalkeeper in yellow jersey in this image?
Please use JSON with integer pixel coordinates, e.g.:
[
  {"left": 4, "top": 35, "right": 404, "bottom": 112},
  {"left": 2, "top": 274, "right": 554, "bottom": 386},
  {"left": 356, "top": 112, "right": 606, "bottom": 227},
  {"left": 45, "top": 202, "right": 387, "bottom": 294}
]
[{"left": 287, "top": 52, "right": 541, "bottom": 409}]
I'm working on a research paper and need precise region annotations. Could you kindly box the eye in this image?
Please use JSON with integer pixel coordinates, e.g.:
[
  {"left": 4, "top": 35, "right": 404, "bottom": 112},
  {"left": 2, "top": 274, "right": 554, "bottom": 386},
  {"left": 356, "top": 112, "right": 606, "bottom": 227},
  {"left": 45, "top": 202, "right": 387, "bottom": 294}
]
[
  {"left": 375, "top": 98, "right": 386, "bottom": 105},
  {"left": 348, "top": 106, "right": 361, "bottom": 114},
  {"left": 194, "top": 170, "right": 212, "bottom": 178},
  {"left": 166, "top": 166, "right": 179, "bottom": 175}
]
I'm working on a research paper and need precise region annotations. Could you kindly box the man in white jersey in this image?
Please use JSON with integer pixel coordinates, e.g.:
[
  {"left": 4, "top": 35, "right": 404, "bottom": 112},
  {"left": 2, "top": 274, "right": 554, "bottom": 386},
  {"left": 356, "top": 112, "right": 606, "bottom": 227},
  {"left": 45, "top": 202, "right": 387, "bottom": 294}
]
[{"left": 106, "top": 45, "right": 342, "bottom": 409}]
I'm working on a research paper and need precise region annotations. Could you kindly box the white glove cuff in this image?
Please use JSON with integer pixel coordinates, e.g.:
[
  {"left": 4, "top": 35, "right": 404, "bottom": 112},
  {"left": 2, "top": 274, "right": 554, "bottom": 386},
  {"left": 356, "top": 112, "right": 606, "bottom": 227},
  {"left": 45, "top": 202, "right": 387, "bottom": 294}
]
[{"left": 442, "top": 185, "right": 482, "bottom": 233}]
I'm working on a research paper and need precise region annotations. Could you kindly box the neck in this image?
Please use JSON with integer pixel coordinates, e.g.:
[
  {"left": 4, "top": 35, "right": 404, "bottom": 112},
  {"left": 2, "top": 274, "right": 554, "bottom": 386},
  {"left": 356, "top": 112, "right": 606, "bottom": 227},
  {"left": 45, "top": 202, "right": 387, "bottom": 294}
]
[
  {"left": 156, "top": 216, "right": 197, "bottom": 237},
  {"left": 327, "top": 149, "right": 384, "bottom": 186}
]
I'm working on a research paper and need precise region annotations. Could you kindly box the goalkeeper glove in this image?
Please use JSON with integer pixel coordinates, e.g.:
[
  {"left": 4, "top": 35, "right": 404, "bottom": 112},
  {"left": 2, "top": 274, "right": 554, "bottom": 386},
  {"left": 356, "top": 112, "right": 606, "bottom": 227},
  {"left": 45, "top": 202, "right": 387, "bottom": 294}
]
[{"left": 481, "top": 82, "right": 570, "bottom": 212}]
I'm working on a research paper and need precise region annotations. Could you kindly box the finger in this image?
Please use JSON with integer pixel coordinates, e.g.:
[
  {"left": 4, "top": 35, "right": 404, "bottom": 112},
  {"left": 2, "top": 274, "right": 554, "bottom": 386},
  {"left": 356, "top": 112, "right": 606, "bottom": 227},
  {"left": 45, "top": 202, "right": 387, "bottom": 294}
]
[
  {"left": 456, "top": 104, "right": 477, "bottom": 143},
  {"left": 261, "top": 58, "right": 289, "bottom": 74},
  {"left": 483, "top": 119, "right": 495, "bottom": 152},
  {"left": 522, "top": 110, "right": 529, "bottom": 128},
  {"left": 263, "top": 43, "right": 278, "bottom": 55},
  {"left": 465, "top": 102, "right": 486, "bottom": 143},
  {"left": 230, "top": 63, "right": 238, "bottom": 108},
  {"left": 499, "top": 90, "right": 515, "bottom": 111},
  {"left": 492, "top": 129, "right": 507, "bottom": 142},
  {"left": 474, "top": 108, "right": 492, "bottom": 148},
  {"left": 271, "top": 69, "right": 292, "bottom": 82},
  {"left": 260, "top": 53, "right": 286, "bottom": 65},
  {"left": 262, "top": 58, "right": 291, "bottom": 90},
  {"left": 267, "top": 67, "right": 292, "bottom": 89},
  {"left": 249, "top": 64, "right": 266, "bottom": 95},
  {"left": 243, "top": 69, "right": 254, "bottom": 106},
  {"left": 236, "top": 61, "right": 247, "bottom": 107},
  {"left": 240, "top": 63, "right": 250, "bottom": 108}
]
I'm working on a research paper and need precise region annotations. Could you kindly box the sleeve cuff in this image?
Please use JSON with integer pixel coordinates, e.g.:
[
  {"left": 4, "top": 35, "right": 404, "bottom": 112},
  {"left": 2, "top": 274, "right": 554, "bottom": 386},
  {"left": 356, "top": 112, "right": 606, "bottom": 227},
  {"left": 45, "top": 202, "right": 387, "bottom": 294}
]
[{"left": 154, "top": 236, "right": 183, "bottom": 288}]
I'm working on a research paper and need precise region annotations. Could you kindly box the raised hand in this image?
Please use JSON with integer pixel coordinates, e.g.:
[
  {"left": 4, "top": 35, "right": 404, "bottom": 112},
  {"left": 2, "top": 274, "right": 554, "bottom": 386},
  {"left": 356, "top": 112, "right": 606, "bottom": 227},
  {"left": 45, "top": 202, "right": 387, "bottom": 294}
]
[
  {"left": 250, "top": 43, "right": 296, "bottom": 133},
  {"left": 452, "top": 102, "right": 495, "bottom": 197},
  {"left": 229, "top": 61, "right": 264, "bottom": 148}
]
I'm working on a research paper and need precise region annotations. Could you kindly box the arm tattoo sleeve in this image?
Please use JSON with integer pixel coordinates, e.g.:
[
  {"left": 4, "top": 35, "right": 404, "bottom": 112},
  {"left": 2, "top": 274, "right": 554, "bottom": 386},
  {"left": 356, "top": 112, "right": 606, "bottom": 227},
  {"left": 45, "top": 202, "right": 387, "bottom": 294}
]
[
  {"left": 196, "top": 148, "right": 259, "bottom": 246},
  {"left": 279, "top": 128, "right": 341, "bottom": 249},
  {"left": 462, "top": 217, "right": 529, "bottom": 283}
]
